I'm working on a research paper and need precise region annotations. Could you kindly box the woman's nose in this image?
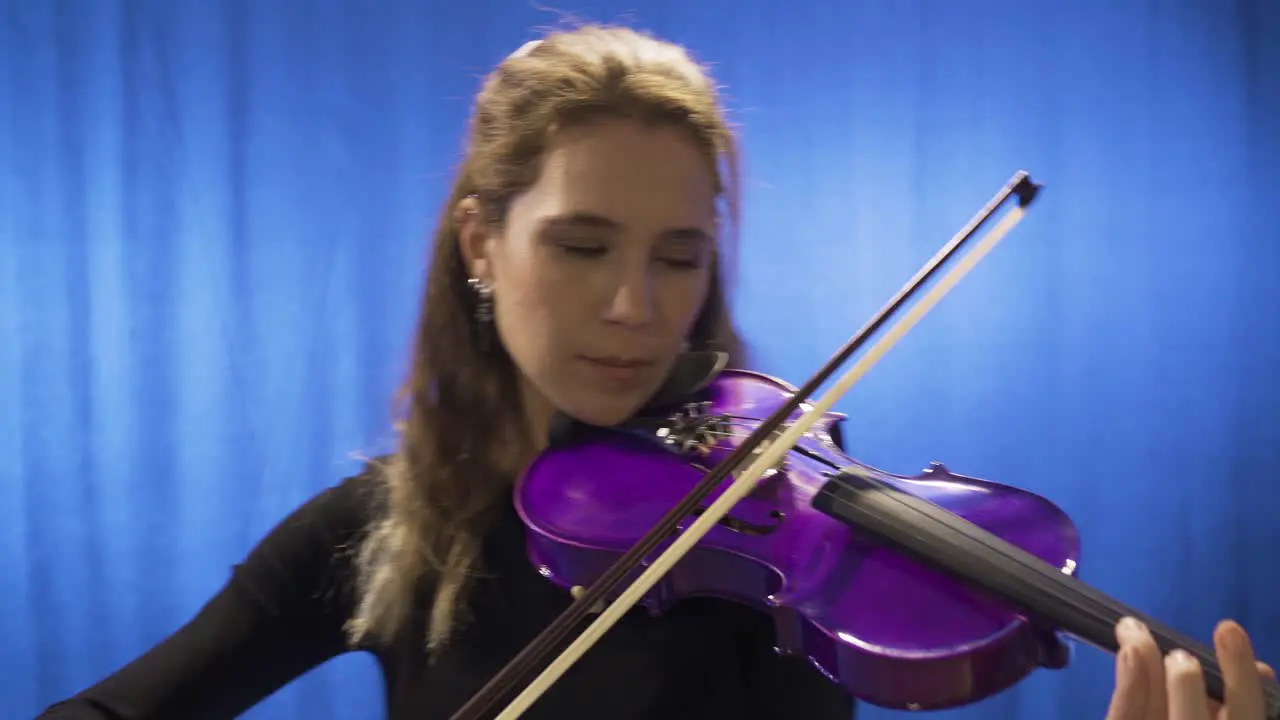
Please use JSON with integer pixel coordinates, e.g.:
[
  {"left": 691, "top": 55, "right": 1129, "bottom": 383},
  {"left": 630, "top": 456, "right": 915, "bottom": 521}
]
[{"left": 602, "top": 271, "right": 654, "bottom": 327}]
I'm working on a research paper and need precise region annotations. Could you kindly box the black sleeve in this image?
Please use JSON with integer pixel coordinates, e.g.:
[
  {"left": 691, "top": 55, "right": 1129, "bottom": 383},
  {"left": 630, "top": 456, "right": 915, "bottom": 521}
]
[
  {"left": 740, "top": 610, "right": 856, "bottom": 720},
  {"left": 36, "top": 471, "right": 380, "bottom": 720}
]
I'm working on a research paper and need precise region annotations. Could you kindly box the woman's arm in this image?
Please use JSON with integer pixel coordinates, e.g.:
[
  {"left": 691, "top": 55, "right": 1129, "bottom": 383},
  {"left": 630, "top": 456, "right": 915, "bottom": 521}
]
[{"left": 37, "top": 474, "right": 376, "bottom": 719}]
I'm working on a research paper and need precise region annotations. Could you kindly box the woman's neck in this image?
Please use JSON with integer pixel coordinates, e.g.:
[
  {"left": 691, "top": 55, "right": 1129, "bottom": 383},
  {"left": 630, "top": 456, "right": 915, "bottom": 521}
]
[
  {"left": 459, "top": 380, "right": 548, "bottom": 483},
  {"left": 518, "top": 379, "right": 554, "bottom": 457}
]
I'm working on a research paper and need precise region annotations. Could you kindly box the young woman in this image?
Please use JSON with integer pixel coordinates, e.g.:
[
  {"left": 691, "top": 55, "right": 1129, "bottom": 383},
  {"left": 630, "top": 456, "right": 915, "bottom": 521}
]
[{"left": 39, "top": 23, "right": 1269, "bottom": 720}]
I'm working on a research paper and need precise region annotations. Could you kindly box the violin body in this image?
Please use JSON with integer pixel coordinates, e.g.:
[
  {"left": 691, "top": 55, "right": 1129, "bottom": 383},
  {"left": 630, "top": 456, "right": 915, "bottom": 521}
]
[{"left": 515, "top": 369, "right": 1080, "bottom": 711}]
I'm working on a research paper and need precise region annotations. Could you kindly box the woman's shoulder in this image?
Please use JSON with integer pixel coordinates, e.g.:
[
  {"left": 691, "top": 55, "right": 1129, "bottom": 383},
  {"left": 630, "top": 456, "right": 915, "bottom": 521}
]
[
  {"left": 226, "top": 456, "right": 391, "bottom": 618},
  {"left": 272, "top": 456, "right": 390, "bottom": 543}
]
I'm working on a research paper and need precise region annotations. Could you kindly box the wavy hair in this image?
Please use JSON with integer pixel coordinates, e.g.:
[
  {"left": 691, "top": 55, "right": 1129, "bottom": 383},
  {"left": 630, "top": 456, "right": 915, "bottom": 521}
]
[{"left": 345, "top": 24, "right": 746, "bottom": 652}]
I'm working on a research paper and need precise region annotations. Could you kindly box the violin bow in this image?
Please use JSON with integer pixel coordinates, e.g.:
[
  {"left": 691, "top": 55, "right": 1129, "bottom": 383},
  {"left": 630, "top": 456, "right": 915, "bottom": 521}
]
[{"left": 448, "top": 171, "right": 1041, "bottom": 720}]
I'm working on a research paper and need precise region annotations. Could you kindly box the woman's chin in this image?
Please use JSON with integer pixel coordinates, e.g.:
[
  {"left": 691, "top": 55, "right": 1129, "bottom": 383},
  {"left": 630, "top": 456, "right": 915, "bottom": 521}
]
[{"left": 556, "top": 394, "right": 650, "bottom": 428}]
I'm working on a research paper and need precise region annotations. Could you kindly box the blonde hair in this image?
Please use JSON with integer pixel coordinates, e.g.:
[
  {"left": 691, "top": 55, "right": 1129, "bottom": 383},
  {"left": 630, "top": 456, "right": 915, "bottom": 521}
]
[{"left": 345, "top": 24, "right": 745, "bottom": 652}]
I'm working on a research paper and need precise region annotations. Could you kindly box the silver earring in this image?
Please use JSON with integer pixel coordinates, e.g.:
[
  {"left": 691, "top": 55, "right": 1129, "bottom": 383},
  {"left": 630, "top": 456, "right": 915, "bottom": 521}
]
[
  {"left": 468, "top": 277, "right": 494, "bottom": 349},
  {"left": 469, "top": 278, "right": 493, "bottom": 322}
]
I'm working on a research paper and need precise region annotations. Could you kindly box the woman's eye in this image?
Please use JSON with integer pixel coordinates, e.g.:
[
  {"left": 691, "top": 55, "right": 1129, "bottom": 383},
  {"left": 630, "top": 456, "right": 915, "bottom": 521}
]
[
  {"left": 658, "top": 255, "right": 701, "bottom": 269},
  {"left": 560, "top": 242, "right": 607, "bottom": 258},
  {"left": 657, "top": 243, "right": 708, "bottom": 270},
  {"left": 555, "top": 238, "right": 705, "bottom": 269}
]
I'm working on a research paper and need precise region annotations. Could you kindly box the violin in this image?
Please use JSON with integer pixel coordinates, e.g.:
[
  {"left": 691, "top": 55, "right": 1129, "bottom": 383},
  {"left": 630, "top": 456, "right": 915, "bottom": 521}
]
[{"left": 450, "top": 172, "right": 1280, "bottom": 720}]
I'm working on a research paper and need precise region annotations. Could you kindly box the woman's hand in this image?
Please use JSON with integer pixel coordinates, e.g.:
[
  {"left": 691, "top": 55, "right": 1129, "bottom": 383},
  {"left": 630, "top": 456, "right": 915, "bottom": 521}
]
[{"left": 1106, "top": 616, "right": 1274, "bottom": 719}]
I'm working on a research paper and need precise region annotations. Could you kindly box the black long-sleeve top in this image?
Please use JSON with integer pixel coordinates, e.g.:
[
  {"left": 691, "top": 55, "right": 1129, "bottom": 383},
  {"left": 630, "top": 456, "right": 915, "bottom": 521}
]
[{"left": 36, "top": 462, "right": 855, "bottom": 720}]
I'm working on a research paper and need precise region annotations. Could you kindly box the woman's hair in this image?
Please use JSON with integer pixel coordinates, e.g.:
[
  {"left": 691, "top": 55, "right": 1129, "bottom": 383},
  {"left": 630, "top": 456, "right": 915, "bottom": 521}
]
[{"left": 345, "top": 23, "right": 746, "bottom": 652}]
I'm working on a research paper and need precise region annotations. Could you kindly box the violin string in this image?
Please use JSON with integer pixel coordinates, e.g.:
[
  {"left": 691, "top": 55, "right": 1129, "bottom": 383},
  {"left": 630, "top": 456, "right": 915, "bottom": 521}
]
[
  {"left": 705, "top": 406, "right": 1280, "bottom": 708},
  {"left": 812, "top": 470, "right": 1280, "bottom": 709},
  {"left": 448, "top": 174, "right": 1036, "bottom": 720},
  {"left": 708, "top": 420, "right": 1280, "bottom": 707},
  {"left": 582, "top": 408, "right": 1280, "bottom": 710}
]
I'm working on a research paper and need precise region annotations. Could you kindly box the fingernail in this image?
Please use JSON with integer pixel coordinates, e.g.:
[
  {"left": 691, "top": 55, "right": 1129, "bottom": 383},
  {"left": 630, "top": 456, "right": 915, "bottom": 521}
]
[
  {"left": 1169, "top": 649, "right": 1197, "bottom": 668},
  {"left": 1215, "top": 620, "right": 1245, "bottom": 652},
  {"left": 1119, "top": 617, "right": 1146, "bottom": 640}
]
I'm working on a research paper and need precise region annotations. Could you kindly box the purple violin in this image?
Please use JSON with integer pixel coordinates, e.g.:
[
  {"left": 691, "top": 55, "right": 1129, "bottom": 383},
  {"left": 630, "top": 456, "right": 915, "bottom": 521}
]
[
  {"left": 451, "top": 172, "right": 1280, "bottom": 720},
  {"left": 518, "top": 367, "right": 1078, "bottom": 710}
]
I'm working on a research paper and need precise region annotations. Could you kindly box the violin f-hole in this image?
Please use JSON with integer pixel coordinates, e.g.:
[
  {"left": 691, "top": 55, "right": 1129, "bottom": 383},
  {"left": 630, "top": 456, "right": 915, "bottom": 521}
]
[{"left": 690, "top": 506, "right": 785, "bottom": 536}]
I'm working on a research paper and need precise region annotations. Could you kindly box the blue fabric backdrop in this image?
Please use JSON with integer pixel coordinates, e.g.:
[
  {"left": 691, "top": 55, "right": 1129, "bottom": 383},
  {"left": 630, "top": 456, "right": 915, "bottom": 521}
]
[{"left": 3, "top": 1, "right": 1277, "bottom": 718}]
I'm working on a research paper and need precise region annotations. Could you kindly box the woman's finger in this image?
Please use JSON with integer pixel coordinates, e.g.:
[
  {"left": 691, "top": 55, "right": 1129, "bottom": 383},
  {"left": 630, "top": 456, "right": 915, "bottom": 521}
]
[
  {"left": 1107, "top": 617, "right": 1163, "bottom": 720},
  {"left": 1165, "top": 649, "right": 1210, "bottom": 720},
  {"left": 1127, "top": 618, "right": 1168, "bottom": 720},
  {"left": 1215, "top": 621, "right": 1264, "bottom": 720},
  {"left": 1107, "top": 644, "right": 1149, "bottom": 720}
]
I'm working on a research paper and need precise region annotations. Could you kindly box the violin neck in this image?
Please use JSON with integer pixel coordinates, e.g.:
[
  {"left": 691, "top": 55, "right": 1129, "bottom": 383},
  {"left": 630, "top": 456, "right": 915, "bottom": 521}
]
[{"left": 812, "top": 468, "right": 1280, "bottom": 718}]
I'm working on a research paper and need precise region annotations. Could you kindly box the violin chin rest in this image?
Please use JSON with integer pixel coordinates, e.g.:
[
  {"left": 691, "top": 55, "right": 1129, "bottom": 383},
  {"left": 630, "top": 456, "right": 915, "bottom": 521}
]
[{"left": 646, "top": 351, "right": 730, "bottom": 407}]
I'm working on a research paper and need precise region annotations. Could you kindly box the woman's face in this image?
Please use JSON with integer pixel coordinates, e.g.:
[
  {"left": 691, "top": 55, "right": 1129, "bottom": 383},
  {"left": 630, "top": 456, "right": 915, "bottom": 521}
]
[{"left": 459, "top": 118, "right": 718, "bottom": 443}]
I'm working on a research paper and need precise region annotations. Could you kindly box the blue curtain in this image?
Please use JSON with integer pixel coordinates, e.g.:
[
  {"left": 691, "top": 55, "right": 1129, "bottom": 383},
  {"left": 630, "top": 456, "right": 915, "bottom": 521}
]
[{"left": 3, "top": 1, "right": 1277, "bottom": 718}]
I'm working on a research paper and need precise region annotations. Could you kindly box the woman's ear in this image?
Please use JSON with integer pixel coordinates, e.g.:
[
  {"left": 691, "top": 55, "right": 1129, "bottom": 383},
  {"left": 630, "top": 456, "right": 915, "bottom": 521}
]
[{"left": 455, "top": 195, "right": 490, "bottom": 280}]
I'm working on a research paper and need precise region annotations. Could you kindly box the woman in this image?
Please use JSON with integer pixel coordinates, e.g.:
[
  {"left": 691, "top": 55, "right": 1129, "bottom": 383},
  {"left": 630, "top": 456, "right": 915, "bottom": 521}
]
[{"left": 39, "top": 23, "right": 1269, "bottom": 720}]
